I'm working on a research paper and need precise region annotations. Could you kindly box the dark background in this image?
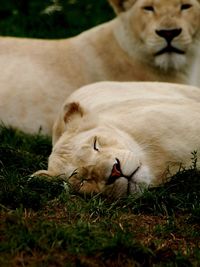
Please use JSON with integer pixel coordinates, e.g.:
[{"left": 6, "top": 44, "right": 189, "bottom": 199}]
[{"left": 0, "top": 0, "right": 115, "bottom": 38}]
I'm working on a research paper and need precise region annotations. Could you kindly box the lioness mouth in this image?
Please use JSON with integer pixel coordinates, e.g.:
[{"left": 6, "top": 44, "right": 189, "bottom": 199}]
[
  {"left": 106, "top": 158, "right": 140, "bottom": 186},
  {"left": 155, "top": 45, "right": 185, "bottom": 56}
]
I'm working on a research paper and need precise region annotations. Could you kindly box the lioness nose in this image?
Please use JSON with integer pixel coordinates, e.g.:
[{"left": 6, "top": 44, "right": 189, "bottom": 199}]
[
  {"left": 106, "top": 158, "right": 122, "bottom": 185},
  {"left": 156, "top": 28, "right": 182, "bottom": 43}
]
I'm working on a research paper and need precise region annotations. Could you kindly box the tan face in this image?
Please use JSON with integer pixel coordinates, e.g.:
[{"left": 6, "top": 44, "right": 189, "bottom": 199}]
[
  {"left": 115, "top": 0, "right": 200, "bottom": 70},
  {"left": 43, "top": 124, "right": 152, "bottom": 198}
]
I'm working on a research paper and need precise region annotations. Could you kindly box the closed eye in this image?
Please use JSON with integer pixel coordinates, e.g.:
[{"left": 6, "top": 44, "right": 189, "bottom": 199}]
[
  {"left": 181, "top": 4, "right": 192, "bottom": 10},
  {"left": 93, "top": 136, "right": 99, "bottom": 151},
  {"left": 143, "top": 6, "right": 154, "bottom": 12},
  {"left": 68, "top": 169, "right": 78, "bottom": 179}
]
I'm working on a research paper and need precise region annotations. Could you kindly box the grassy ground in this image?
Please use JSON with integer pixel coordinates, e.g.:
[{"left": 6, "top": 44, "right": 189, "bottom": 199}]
[
  {"left": 0, "top": 125, "right": 200, "bottom": 266},
  {"left": 0, "top": 1, "right": 200, "bottom": 266}
]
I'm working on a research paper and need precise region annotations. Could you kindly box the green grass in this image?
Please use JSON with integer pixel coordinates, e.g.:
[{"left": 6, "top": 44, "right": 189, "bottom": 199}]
[
  {"left": 0, "top": 125, "right": 200, "bottom": 266},
  {"left": 0, "top": 1, "right": 200, "bottom": 266},
  {"left": 0, "top": 0, "right": 114, "bottom": 38}
]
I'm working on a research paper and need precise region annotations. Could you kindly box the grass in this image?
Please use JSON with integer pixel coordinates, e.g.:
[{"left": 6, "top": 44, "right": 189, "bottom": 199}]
[
  {"left": 0, "top": 0, "right": 114, "bottom": 38},
  {"left": 0, "top": 1, "right": 200, "bottom": 266},
  {"left": 0, "top": 125, "right": 200, "bottom": 266}
]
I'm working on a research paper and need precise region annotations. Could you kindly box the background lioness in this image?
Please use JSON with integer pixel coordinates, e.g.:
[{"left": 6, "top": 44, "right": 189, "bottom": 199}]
[
  {"left": 35, "top": 82, "right": 200, "bottom": 198},
  {"left": 0, "top": 0, "right": 200, "bottom": 135}
]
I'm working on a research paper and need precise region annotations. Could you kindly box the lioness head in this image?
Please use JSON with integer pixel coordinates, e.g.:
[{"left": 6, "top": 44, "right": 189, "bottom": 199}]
[
  {"left": 35, "top": 102, "right": 152, "bottom": 198},
  {"left": 109, "top": 0, "right": 200, "bottom": 71}
]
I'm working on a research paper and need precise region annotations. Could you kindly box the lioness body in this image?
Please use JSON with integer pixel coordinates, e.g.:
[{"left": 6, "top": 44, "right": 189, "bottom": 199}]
[
  {"left": 35, "top": 82, "right": 200, "bottom": 198},
  {"left": 53, "top": 81, "right": 200, "bottom": 144},
  {"left": 1, "top": 0, "right": 200, "bottom": 134}
]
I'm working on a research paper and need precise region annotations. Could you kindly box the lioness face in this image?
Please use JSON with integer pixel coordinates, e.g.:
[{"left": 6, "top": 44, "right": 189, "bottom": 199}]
[
  {"left": 46, "top": 126, "right": 152, "bottom": 198},
  {"left": 113, "top": 0, "right": 200, "bottom": 70},
  {"left": 35, "top": 102, "right": 152, "bottom": 198}
]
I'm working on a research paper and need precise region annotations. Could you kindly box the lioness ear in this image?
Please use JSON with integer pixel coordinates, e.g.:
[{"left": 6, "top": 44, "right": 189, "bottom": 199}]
[
  {"left": 108, "top": 0, "right": 136, "bottom": 13},
  {"left": 63, "top": 102, "right": 84, "bottom": 123},
  {"left": 52, "top": 102, "right": 85, "bottom": 146}
]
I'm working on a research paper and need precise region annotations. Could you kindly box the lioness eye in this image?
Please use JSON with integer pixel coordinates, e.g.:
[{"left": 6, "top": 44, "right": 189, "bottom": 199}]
[
  {"left": 93, "top": 137, "right": 99, "bottom": 152},
  {"left": 68, "top": 169, "right": 78, "bottom": 179},
  {"left": 143, "top": 6, "right": 154, "bottom": 12},
  {"left": 181, "top": 4, "right": 192, "bottom": 10}
]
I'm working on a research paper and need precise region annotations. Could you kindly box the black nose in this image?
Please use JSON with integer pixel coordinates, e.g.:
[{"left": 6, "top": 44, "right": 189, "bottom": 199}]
[{"left": 156, "top": 28, "right": 182, "bottom": 43}]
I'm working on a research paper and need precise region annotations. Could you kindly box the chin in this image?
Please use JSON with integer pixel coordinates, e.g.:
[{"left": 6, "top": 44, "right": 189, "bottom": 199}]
[{"left": 154, "top": 53, "right": 186, "bottom": 71}]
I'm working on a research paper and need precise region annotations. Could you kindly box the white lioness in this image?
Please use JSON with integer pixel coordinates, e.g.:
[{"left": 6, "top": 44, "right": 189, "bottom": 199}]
[
  {"left": 34, "top": 82, "right": 200, "bottom": 198},
  {"left": 1, "top": 0, "right": 200, "bottom": 134}
]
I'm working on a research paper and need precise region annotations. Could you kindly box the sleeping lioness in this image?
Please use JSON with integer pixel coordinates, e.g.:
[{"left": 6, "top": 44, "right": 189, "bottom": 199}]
[
  {"left": 34, "top": 82, "right": 200, "bottom": 198},
  {"left": 1, "top": 0, "right": 200, "bottom": 135}
]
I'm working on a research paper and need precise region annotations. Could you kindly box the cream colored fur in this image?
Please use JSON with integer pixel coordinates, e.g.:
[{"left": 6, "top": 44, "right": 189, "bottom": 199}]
[
  {"left": 34, "top": 82, "right": 200, "bottom": 198},
  {"left": 1, "top": 0, "right": 200, "bottom": 134}
]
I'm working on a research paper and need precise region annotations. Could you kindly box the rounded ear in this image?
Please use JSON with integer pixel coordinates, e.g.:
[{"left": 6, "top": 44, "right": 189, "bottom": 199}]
[
  {"left": 108, "top": 0, "right": 136, "bottom": 14},
  {"left": 52, "top": 102, "right": 85, "bottom": 146},
  {"left": 63, "top": 102, "right": 84, "bottom": 124}
]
